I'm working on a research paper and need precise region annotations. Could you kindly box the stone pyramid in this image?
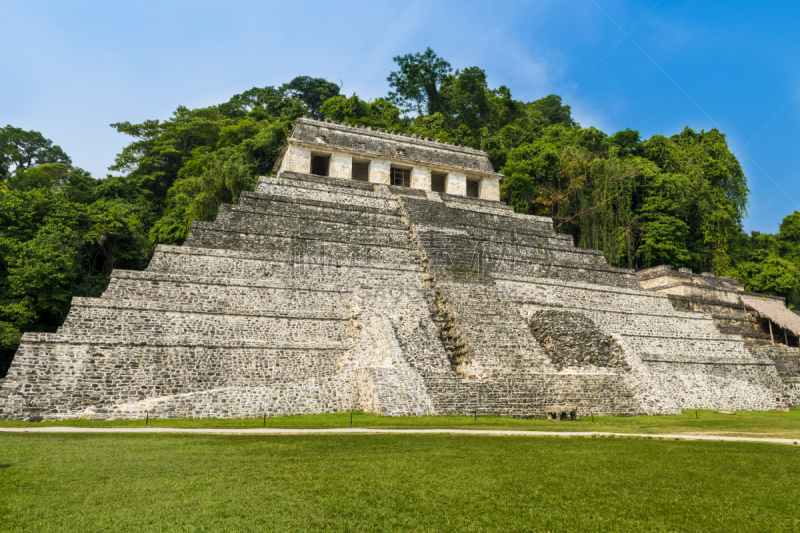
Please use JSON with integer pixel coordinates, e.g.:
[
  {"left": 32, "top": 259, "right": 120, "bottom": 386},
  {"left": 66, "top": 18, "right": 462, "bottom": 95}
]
[{"left": 0, "top": 118, "right": 788, "bottom": 421}]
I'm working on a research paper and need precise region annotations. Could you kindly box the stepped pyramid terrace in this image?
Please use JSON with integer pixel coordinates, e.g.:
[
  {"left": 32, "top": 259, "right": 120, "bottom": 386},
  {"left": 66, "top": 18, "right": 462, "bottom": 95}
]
[{"left": 2, "top": 117, "right": 800, "bottom": 421}]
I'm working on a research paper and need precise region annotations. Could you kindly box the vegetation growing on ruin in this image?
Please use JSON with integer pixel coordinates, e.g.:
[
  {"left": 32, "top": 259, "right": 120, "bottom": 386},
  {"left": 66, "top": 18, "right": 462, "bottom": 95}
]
[
  {"left": 1, "top": 48, "right": 799, "bottom": 375},
  {"left": 1, "top": 432, "right": 798, "bottom": 531}
]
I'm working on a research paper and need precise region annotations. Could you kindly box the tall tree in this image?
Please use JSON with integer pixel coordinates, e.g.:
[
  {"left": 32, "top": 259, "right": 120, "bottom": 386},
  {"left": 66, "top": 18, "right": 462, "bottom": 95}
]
[
  {"left": 387, "top": 47, "right": 453, "bottom": 115},
  {"left": 0, "top": 126, "right": 71, "bottom": 179},
  {"left": 279, "top": 76, "right": 341, "bottom": 119},
  {"left": 447, "top": 67, "right": 491, "bottom": 131},
  {"left": 528, "top": 95, "right": 577, "bottom": 127}
]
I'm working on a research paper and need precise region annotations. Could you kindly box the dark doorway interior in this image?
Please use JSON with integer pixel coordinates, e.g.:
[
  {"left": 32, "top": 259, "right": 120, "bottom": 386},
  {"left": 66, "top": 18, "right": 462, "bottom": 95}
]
[
  {"left": 311, "top": 154, "right": 330, "bottom": 176},
  {"left": 431, "top": 172, "right": 447, "bottom": 193},
  {"left": 391, "top": 167, "right": 411, "bottom": 187},
  {"left": 467, "top": 178, "right": 481, "bottom": 198},
  {"left": 352, "top": 160, "right": 370, "bottom": 181}
]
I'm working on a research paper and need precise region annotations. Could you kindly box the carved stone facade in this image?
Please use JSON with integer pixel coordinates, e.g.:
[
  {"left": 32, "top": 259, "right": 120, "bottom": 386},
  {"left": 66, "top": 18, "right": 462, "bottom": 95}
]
[
  {"left": 275, "top": 118, "right": 502, "bottom": 200},
  {"left": 1, "top": 126, "right": 797, "bottom": 421}
]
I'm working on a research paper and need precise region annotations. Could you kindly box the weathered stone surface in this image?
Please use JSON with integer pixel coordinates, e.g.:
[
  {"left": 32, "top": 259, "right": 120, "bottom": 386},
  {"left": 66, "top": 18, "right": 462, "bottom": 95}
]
[
  {"left": 275, "top": 118, "right": 502, "bottom": 199},
  {"left": 0, "top": 130, "right": 792, "bottom": 420},
  {"left": 528, "top": 310, "right": 629, "bottom": 371}
]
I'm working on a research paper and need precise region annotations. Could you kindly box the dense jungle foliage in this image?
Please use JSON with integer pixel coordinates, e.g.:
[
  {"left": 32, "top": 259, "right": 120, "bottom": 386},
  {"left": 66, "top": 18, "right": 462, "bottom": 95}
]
[{"left": 1, "top": 48, "right": 798, "bottom": 375}]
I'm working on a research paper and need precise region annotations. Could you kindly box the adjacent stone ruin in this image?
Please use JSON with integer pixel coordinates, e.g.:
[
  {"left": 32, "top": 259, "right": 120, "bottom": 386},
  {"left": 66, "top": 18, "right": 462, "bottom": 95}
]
[{"left": 1, "top": 118, "right": 798, "bottom": 421}]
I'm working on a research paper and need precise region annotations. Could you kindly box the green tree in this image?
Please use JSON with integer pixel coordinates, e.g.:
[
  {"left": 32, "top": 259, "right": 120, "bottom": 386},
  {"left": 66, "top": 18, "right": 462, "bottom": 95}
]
[
  {"left": 636, "top": 172, "right": 694, "bottom": 268},
  {"left": 447, "top": 67, "right": 491, "bottom": 131},
  {"left": 110, "top": 106, "right": 227, "bottom": 201},
  {"left": 387, "top": 47, "right": 453, "bottom": 115},
  {"left": 609, "top": 128, "right": 643, "bottom": 157},
  {"left": 218, "top": 86, "right": 291, "bottom": 119},
  {"left": 320, "top": 95, "right": 404, "bottom": 129},
  {"left": 279, "top": 76, "right": 341, "bottom": 119},
  {"left": 776, "top": 211, "right": 800, "bottom": 263},
  {"left": 528, "top": 95, "right": 577, "bottom": 127},
  {"left": 736, "top": 254, "right": 800, "bottom": 300},
  {"left": 0, "top": 126, "right": 71, "bottom": 179}
]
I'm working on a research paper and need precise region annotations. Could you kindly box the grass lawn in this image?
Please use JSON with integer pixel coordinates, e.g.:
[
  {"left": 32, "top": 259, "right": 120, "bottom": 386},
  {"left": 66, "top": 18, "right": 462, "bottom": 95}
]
[
  {"left": 0, "top": 433, "right": 798, "bottom": 532},
  {"left": 2, "top": 409, "right": 800, "bottom": 439}
]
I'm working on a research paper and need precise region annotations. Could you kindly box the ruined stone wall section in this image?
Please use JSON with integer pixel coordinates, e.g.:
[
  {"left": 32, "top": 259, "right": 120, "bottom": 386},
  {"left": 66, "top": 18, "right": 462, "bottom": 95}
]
[
  {"left": 1, "top": 173, "right": 443, "bottom": 420},
  {"left": 369, "top": 158, "right": 391, "bottom": 184},
  {"left": 289, "top": 118, "right": 498, "bottom": 175},
  {"left": 279, "top": 144, "right": 310, "bottom": 174},
  {"left": 411, "top": 167, "right": 431, "bottom": 190},
  {"left": 447, "top": 172, "right": 466, "bottom": 196},
  {"left": 480, "top": 178, "right": 500, "bottom": 201},
  {"left": 397, "top": 188, "right": 783, "bottom": 413},
  {"left": 330, "top": 152, "right": 352, "bottom": 179},
  {"left": 752, "top": 345, "right": 800, "bottom": 406},
  {"left": 493, "top": 276, "right": 782, "bottom": 411},
  {"left": 338, "top": 313, "right": 436, "bottom": 416}
]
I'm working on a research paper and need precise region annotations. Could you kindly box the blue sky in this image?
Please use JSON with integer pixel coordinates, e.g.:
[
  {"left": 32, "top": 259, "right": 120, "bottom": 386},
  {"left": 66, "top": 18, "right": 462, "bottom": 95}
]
[{"left": 1, "top": 0, "right": 798, "bottom": 233}]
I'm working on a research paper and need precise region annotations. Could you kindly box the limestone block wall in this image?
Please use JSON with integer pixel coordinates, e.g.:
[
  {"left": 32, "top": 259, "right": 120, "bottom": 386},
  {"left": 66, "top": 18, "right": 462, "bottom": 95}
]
[
  {"left": 330, "top": 152, "right": 352, "bottom": 179},
  {"left": 752, "top": 345, "right": 800, "bottom": 406},
  {"left": 667, "top": 294, "right": 772, "bottom": 345},
  {"left": 280, "top": 144, "right": 311, "bottom": 174},
  {"left": 447, "top": 172, "right": 466, "bottom": 196},
  {"left": 369, "top": 158, "right": 391, "bottom": 184},
  {"left": 655, "top": 283, "right": 743, "bottom": 305},
  {"left": 398, "top": 188, "right": 783, "bottom": 413},
  {"left": 341, "top": 314, "right": 435, "bottom": 416},
  {"left": 411, "top": 167, "right": 431, "bottom": 190},
  {"left": 1, "top": 172, "right": 435, "bottom": 420},
  {"left": 480, "top": 178, "right": 500, "bottom": 201},
  {"left": 287, "top": 118, "right": 496, "bottom": 175},
  {"left": 0, "top": 169, "right": 788, "bottom": 421},
  {"left": 496, "top": 276, "right": 782, "bottom": 411}
]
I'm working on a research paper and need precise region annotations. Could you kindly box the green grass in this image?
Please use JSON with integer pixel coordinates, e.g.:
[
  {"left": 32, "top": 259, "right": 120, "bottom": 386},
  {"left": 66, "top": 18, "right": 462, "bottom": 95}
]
[
  {"left": 1, "top": 433, "right": 798, "bottom": 531},
  {"left": 3, "top": 409, "right": 800, "bottom": 438}
]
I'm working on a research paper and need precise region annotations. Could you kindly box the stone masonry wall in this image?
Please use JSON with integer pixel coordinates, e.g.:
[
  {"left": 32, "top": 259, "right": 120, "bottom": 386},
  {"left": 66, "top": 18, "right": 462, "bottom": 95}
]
[{"left": 0, "top": 169, "right": 787, "bottom": 421}]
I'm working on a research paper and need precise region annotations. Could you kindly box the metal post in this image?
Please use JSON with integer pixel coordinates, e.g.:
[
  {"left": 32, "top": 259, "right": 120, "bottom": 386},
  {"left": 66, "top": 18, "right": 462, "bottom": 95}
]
[
  {"left": 590, "top": 411, "right": 594, "bottom": 423},
  {"left": 474, "top": 410, "right": 477, "bottom": 422},
  {"left": 263, "top": 413, "right": 266, "bottom": 427},
  {"left": 695, "top": 409, "right": 698, "bottom": 419},
  {"left": 350, "top": 411, "right": 353, "bottom": 426},
  {"left": 146, "top": 412, "right": 149, "bottom": 426},
  {"left": 769, "top": 320, "right": 775, "bottom": 345}
]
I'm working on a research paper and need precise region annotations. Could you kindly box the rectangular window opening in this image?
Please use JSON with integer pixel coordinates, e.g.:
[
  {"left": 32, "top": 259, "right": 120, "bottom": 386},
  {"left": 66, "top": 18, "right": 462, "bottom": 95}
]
[
  {"left": 431, "top": 172, "right": 447, "bottom": 193},
  {"left": 311, "top": 154, "right": 330, "bottom": 177},
  {"left": 466, "top": 178, "right": 481, "bottom": 198},
  {"left": 352, "top": 160, "right": 370, "bottom": 182},
  {"left": 390, "top": 167, "right": 411, "bottom": 188}
]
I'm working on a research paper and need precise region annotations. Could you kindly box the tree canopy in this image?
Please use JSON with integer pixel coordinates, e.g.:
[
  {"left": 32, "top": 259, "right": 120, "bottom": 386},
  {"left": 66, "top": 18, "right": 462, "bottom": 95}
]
[
  {"left": 0, "top": 125, "right": 71, "bottom": 179},
  {"left": 387, "top": 47, "right": 453, "bottom": 115}
]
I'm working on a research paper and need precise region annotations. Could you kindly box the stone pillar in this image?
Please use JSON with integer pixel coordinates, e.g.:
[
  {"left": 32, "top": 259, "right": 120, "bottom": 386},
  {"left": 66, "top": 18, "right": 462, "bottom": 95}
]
[
  {"left": 330, "top": 152, "right": 352, "bottom": 179},
  {"left": 281, "top": 143, "right": 311, "bottom": 174},
  {"left": 447, "top": 172, "right": 466, "bottom": 196},
  {"left": 480, "top": 178, "right": 500, "bottom": 201},
  {"left": 370, "top": 158, "right": 391, "bottom": 185},
  {"left": 411, "top": 166, "right": 431, "bottom": 190}
]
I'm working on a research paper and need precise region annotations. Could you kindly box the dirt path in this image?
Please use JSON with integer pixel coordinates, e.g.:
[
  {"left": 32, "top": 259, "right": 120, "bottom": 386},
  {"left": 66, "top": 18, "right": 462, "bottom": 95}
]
[{"left": 1, "top": 427, "right": 799, "bottom": 445}]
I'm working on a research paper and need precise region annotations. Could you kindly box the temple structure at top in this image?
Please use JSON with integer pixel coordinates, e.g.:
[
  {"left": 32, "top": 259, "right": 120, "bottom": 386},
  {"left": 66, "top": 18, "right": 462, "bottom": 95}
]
[{"left": 274, "top": 117, "right": 503, "bottom": 201}]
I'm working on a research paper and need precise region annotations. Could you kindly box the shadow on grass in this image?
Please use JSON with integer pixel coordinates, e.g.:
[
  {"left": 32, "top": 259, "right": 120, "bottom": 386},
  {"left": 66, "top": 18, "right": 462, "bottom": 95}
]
[{"left": 0, "top": 464, "right": 11, "bottom": 469}]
